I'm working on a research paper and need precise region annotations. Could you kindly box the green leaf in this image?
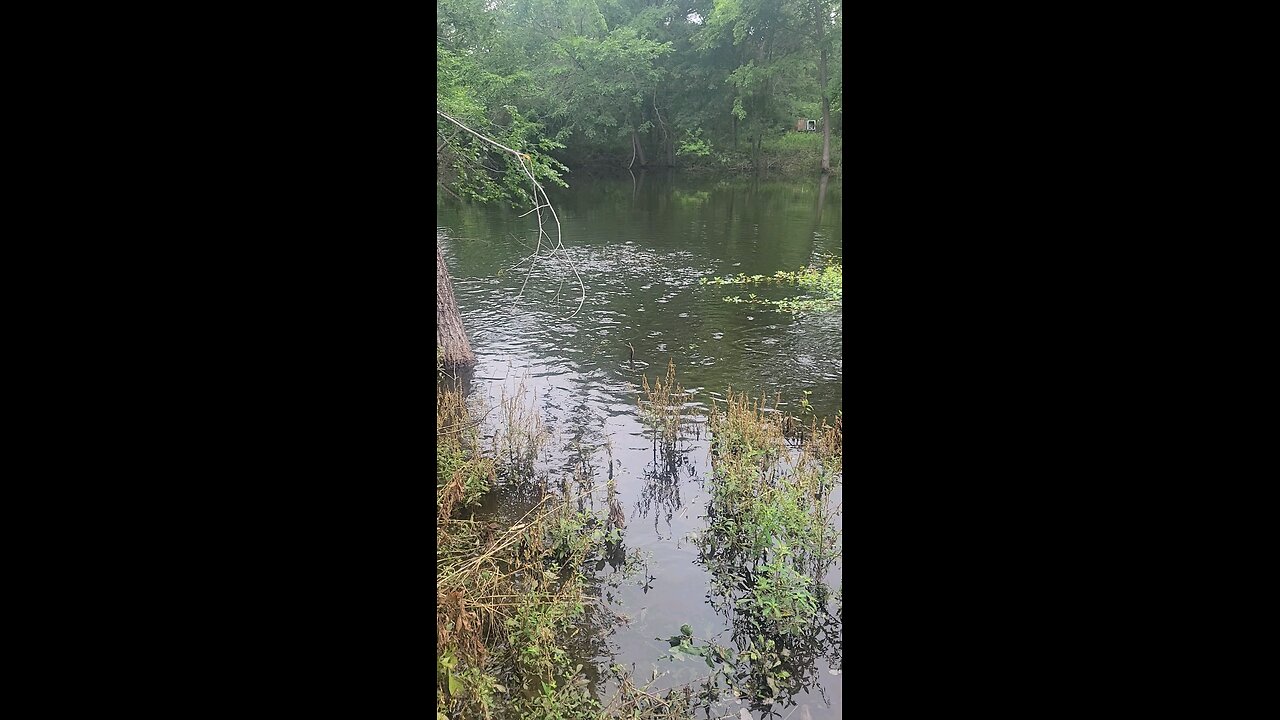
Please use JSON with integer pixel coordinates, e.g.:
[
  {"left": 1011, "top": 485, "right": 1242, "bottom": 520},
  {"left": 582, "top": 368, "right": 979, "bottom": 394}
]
[
  {"left": 447, "top": 671, "right": 462, "bottom": 697},
  {"left": 680, "top": 624, "right": 693, "bottom": 637}
]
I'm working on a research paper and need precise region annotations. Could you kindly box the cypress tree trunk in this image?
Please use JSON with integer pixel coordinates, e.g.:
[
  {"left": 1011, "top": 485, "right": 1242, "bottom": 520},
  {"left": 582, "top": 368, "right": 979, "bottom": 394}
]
[{"left": 437, "top": 244, "right": 475, "bottom": 368}]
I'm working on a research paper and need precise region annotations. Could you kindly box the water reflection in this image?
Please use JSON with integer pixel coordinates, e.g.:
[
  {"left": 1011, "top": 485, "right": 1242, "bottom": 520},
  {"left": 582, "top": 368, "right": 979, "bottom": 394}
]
[{"left": 634, "top": 441, "right": 699, "bottom": 538}]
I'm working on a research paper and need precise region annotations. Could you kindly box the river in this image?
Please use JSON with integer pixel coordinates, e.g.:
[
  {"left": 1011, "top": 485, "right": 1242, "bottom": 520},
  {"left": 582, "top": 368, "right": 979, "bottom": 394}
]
[{"left": 438, "top": 170, "right": 842, "bottom": 719}]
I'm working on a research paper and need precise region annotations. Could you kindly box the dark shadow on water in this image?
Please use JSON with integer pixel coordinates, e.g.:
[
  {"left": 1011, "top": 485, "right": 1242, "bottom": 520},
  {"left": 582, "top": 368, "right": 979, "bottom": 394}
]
[{"left": 438, "top": 363, "right": 478, "bottom": 398}]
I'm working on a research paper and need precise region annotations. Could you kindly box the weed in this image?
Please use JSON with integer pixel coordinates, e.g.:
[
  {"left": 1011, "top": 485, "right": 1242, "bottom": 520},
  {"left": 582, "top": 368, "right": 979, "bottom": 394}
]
[
  {"left": 437, "top": 362, "right": 840, "bottom": 720},
  {"left": 438, "top": 378, "right": 705, "bottom": 720},
  {"left": 700, "top": 259, "right": 842, "bottom": 314},
  {"left": 437, "top": 387, "right": 496, "bottom": 520},
  {"left": 693, "top": 385, "right": 843, "bottom": 707},
  {"left": 638, "top": 359, "right": 694, "bottom": 446},
  {"left": 492, "top": 376, "right": 551, "bottom": 483}
]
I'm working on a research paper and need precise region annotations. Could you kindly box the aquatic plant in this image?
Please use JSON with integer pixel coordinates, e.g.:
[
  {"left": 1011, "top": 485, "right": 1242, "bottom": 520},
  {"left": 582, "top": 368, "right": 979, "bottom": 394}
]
[
  {"left": 493, "top": 376, "right": 552, "bottom": 484},
  {"left": 638, "top": 359, "right": 694, "bottom": 446},
  {"left": 437, "top": 360, "right": 841, "bottom": 720},
  {"left": 689, "top": 386, "right": 842, "bottom": 707},
  {"left": 699, "top": 257, "right": 842, "bottom": 313},
  {"left": 437, "top": 381, "right": 706, "bottom": 720},
  {"left": 437, "top": 387, "right": 495, "bottom": 518}
]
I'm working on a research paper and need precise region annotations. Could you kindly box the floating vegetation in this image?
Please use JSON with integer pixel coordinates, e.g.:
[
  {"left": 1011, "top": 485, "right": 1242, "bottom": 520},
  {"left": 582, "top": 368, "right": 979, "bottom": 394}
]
[{"left": 700, "top": 258, "right": 842, "bottom": 313}]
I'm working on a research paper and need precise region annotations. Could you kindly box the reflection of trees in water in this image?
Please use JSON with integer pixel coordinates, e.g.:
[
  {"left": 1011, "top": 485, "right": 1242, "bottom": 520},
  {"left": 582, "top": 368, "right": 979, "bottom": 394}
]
[{"left": 633, "top": 438, "right": 700, "bottom": 535}]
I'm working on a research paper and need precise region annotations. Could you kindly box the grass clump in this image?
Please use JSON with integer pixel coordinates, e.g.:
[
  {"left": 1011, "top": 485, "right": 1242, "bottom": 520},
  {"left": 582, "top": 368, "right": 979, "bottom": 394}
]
[
  {"left": 437, "top": 386, "right": 495, "bottom": 518},
  {"left": 437, "top": 379, "right": 607, "bottom": 719},
  {"left": 437, "top": 485, "right": 612, "bottom": 718}
]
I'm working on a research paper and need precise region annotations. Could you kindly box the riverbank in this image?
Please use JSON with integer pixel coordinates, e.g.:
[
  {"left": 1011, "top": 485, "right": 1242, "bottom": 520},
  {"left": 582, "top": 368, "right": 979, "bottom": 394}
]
[
  {"left": 437, "top": 380, "right": 696, "bottom": 720},
  {"left": 681, "top": 133, "right": 842, "bottom": 177},
  {"left": 436, "top": 363, "right": 842, "bottom": 719},
  {"left": 550, "top": 133, "right": 842, "bottom": 180}
]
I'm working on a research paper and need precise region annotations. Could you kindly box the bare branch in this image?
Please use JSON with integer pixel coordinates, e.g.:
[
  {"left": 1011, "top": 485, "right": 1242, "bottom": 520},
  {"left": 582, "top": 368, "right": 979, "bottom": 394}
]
[{"left": 436, "top": 109, "right": 586, "bottom": 318}]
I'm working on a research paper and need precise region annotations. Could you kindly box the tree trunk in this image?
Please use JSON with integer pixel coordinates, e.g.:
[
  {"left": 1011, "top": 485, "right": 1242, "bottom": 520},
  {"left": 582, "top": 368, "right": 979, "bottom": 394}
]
[
  {"left": 632, "top": 128, "right": 648, "bottom": 168},
  {"left": 437, "top": 244, "right": 475, "bottom": 368},
  {"left": 816, "top": 172, "right": 829, "bottom": 224},
  {"left": 815, "top": 0, "right": 832, "bottom": 174}
]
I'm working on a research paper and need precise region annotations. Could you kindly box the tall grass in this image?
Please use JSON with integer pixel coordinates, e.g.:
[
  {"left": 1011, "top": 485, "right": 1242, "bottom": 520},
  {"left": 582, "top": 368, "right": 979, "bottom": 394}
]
[
  {"left": 437, "top": 387, "right": 496, "bottom": 520},
  {"left": 437, "top": 363, "right": 841, "bottom": 719},
  {"left": 437, "top": 380, "right": 704, "bottom": 720}
]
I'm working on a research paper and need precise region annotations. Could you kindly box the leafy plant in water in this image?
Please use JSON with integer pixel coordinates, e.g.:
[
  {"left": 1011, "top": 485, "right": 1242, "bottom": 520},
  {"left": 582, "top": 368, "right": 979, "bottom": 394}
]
[
  {"left": 653, "top": 624, "right": 801, "bottom": 706},
  {"left": 736, "top": 545, "right": 819, "bottom": 635},
  {"left": 687, "top": 387, "right": 842, "bottom": 709},
  {"left": 699, "top": 259, "right": 842, "bottom": 314}
]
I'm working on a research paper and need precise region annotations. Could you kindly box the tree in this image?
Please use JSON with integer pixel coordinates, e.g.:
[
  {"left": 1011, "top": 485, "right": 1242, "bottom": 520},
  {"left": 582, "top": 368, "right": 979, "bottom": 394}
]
[
  {"left": 437, "top": 1, "right": 571, "bottom": 369},
  {"left": 436, "top": 107, "right": 571, "bottom": 369},
  {"left": 437, "top": 245, "right": 475, "bottom": 368},
  {"left": 440, "top": 0, "right": 840, "bottom": 174},
  {"left": 812, "top": 0, "right": 834, "bottom": 173},
  {"left": 699, "top": 0, "right": 814, "bottom": 169}
]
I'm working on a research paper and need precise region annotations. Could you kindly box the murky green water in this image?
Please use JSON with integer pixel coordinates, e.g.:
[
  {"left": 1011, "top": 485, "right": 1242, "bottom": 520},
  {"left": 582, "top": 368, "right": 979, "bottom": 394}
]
[{"left": 439, "top": 170, "right": 842, "bottom": 719}]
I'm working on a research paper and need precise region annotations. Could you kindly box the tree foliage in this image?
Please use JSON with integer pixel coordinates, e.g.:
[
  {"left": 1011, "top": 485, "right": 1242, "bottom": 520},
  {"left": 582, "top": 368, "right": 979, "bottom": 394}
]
[{"left": 437, "top": 0, "right": 843, "bottom": 189}]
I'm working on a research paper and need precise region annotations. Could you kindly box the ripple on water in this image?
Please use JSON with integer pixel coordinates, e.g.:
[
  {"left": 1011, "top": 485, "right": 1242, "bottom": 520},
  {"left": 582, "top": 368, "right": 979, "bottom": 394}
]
[{"left": 440, "top": 178, "right": 842, "bottom": 717}]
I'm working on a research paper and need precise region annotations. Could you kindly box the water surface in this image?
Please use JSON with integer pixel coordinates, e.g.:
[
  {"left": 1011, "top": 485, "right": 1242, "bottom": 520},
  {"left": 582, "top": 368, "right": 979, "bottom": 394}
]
[{"left": 439, "top": 170, "right": 842, "bottom": 719}]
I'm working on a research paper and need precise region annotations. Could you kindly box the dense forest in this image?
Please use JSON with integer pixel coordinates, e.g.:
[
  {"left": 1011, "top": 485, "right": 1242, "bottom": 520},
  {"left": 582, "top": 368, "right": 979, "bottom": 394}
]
[{"left": 438, "top": 0, "right": 843, "bottom": 202}]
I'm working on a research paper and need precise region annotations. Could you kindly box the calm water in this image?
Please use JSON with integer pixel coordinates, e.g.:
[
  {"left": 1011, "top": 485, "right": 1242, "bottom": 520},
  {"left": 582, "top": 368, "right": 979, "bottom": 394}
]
[{"left": 438, "top": 171, "right": 842, "bottom": 719}]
